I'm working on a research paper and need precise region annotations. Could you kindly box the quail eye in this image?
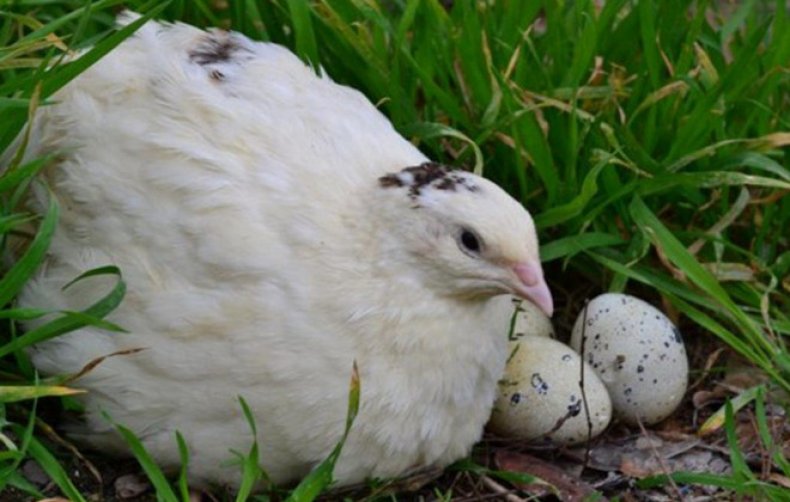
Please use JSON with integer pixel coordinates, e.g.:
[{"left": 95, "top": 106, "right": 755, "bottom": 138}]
[{"left": 459, "top": 228, "right": 482, "bottom": 255}]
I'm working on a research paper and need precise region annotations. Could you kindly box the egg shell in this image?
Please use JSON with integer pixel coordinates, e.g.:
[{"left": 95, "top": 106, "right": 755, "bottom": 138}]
[
  {"left": 508, "top": 296, "right": 555, "bottom": 339},
  {"left": 569, "top": 293, "right": 688, "bottom": 426},
  {"left": 488, "top": 335, "right": 612, "bottom": 445}
]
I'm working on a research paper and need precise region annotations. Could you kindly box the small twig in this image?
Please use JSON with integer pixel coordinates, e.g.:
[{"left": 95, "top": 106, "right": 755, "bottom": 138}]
[
  {"left": 688, "top": 187, "right": 750, "bottom": 256},
  {"left": 749, "top": 189, "right": 787, "bottom": 205},
  {"left": 578, "top": 299, "right": 594, "bottom": 470},
  {"left": 480, "top": 475, "right": 527, "bottom": 502},
  {"left": 635, "top": 420, "right": 686, "bottom": 502},
  {"left": 687, "top": 347, "right": 725, "bottom": 391},
  {"left": 653, "top": 236, "right": 687, "bottom": 281},
  {"left": 36, "top": 419, "right": 103, "bottom": 489},
  {"left": 749, "top": 409, "right": 773, "bottom": 481}
]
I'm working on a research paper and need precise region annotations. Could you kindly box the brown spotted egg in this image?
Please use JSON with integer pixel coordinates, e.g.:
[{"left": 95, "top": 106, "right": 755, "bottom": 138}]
[
  {"left": 569, "top": 293, "right": 688, "bottom": 426},
  {"left": 488, "top": 334, "right": 612, "bottom": 444}
]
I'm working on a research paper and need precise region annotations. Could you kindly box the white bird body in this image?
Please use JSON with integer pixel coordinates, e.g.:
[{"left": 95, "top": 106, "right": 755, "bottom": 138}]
[{"left": 19, "top": 16, "right": 551, "bottom": 487}]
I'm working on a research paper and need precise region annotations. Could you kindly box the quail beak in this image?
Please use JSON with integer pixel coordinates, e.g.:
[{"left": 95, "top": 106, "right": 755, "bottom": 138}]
[{"left": 511, "top": 261, "right": 554, "bottom": 317}]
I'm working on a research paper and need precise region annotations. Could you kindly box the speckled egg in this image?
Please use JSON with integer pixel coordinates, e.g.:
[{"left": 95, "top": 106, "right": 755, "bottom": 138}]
[
  {"left": 569, "top": 293, "right": 688, "bottom": 426},
  {"left": 488, "top": 334, "right": 612, "bottom": 444},
  {"left": 507, "top": 296, "right": 555, "bottom": 339}
]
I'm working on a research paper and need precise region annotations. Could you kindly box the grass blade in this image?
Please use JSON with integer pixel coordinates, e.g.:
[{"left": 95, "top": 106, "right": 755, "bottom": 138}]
[
  {"left": 17, "top": 430, "right": 87, "bottom": 502},
  {"left": 286, "top": 0, "right": 319, "bottom": 70},
  {"left": 113, "top": 421, "right": 179, "bottom": 502},
  {"left": 0, "top": 266, "right": 126, "bottom": 357},
  {"left": 0, "top": 384, "right": 83, "bottom": 403},
  {"left": 285, "top": 362, "right": 360, "bottom": 502},
  {"left": 0, "top": 187, "right": 57, "bottom": 308}
]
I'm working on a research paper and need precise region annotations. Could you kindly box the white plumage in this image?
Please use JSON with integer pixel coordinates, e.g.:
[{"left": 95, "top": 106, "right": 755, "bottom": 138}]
[{"left": 19, "top": 16, "right": 552, "bottom": 488}]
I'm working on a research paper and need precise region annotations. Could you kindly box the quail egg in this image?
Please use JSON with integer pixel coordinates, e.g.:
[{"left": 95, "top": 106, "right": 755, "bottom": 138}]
[
  {"left": 569, "top": 293, "right": 688, "bottom": 426},
  {"left": 507, "top": 296, "right": 555, "bottom": 339},
  {"left": 488, "top": 334, "right": 612, "bottom": 444}
]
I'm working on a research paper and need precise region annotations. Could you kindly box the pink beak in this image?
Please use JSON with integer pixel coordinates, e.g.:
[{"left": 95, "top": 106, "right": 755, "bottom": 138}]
[{"left": 512, "top": 262, "right": 554, "bottom": 317}]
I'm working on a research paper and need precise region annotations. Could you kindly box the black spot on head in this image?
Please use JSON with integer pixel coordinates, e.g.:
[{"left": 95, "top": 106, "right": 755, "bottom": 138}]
[
  {"left": 637, "top": 365, "right": 644, "bottom": 373},
  {"left": 378, "top": 175, "right": 404, "bottom": 188},
  {"left": 405, "top": 163, "right": 449, "bottom": 184},
  {"left": 379, "top": 162, "right": 448, "bottom": 197},
  {"left": 378, "top": 162, "right": 478, "bottom": 199},
  {"left": 510, "top": 392, "right": 522, "bottom": 405},
  {"left": 434, "top": 177, "right": 457, "bottom": 191},
  {"left": 189, "top": 32, "right": 251, "bottom": 65},
  {"left": 441, "top": 174, "right": 480, "bottom": 193}
]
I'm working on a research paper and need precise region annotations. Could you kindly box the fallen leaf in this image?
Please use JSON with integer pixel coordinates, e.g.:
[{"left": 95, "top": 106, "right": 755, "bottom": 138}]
[
  {"left": 692, "top": 389, "right": 718, "bottom": 409},
  {"left": 22, "top": 460, "right": 50, "bottom": 487},
  {"left": 495, "top": 450, "right": 606, "bottom": 502},
  {"left": 566, "top": 433, "right": 706, "bottom": 478},
  {"left": 620, "top": 448, "right": 729, "bottom": 479},
  {"left": 769, "top": 473, "right": 790, "bottom": 489},
  {"left": 115, "top": 473, "right": 150, "bottom": 499}
]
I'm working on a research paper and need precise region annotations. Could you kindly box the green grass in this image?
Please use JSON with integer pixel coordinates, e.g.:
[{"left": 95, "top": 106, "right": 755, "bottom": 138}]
[{"left": 1, "top": 0, "right": 789, "bottom": 500}]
